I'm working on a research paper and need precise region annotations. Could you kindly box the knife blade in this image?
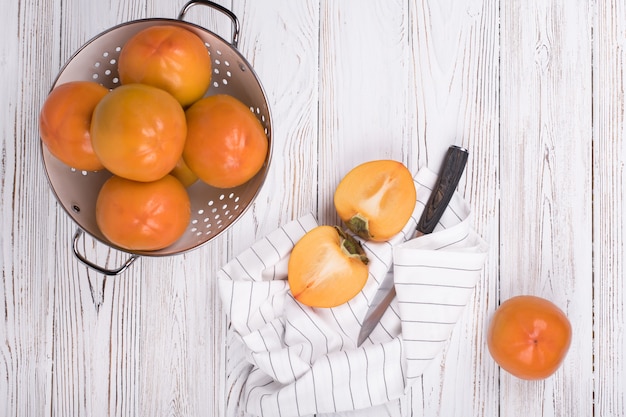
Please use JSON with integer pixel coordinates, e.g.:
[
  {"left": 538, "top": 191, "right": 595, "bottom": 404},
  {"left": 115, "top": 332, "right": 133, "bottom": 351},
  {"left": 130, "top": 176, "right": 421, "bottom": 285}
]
[{"left": 356, "top": 145, "right": 469, "bottom": 346}]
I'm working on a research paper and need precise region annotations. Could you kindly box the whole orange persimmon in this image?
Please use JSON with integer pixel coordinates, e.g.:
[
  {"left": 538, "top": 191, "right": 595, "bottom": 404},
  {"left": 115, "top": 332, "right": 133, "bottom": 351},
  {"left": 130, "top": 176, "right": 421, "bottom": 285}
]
[
  {"left": 183, "top": 94, "right": 268, "bottom": 189},
  {"left": 288, "top": 226, "right": 369, "bottom": 308},
  {"left": 90, "top": 83, "right": 187, "bottom": 182},
  {"left": 118, "top": 25, "right": 212, "bottom": 107},
  {"left": 487, "top": 295, "right": 572, "bottom": 380},
  {"left": 39, "top": 81, "right": 108, "bottom": 171},
  {"left": 95, "top": 174, "right": 190, "bottom": 251},
  {"left": 170, "top": 157, "right": 198, "bottom": 188},
  {"left": 334, "top": 160, "right": 416, "bottom": 241}
]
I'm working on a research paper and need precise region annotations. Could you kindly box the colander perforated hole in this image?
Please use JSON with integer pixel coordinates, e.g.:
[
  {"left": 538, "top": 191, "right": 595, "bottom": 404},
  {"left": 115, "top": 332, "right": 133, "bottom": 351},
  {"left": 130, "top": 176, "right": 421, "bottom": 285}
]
[
  {"left": 91, "top": 47, "right": 123, "bottom": 87},
  {"left": 70, "top": 168, "right": 90, "bottom": 176}
]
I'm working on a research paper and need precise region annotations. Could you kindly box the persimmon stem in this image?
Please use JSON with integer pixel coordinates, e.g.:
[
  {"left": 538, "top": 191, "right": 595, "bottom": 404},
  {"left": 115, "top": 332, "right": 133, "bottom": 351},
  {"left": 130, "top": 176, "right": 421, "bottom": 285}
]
[
  {"left": 334, "top": 226, "right": 369, "bottom": 265},
  {"left": 346, "top": 214, "right": 373, "bottom": 240}
]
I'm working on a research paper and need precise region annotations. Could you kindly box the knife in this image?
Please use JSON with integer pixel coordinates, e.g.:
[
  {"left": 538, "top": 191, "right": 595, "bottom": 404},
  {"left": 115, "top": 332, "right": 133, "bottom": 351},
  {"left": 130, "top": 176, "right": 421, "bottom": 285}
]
[{"left": 356, "top": 145, "right": 469, "bottom": 346}]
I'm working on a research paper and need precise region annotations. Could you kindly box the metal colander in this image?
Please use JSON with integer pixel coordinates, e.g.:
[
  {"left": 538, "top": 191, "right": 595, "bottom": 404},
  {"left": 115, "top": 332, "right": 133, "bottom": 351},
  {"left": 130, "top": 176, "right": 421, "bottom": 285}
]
[{"left": 41, "top": 0, "right": 272, "bottom": 274}]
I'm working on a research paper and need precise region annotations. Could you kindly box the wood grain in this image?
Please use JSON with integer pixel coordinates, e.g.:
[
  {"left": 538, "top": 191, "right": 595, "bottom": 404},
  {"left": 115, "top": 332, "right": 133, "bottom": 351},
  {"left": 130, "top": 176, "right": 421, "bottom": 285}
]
[
  {"left": 406, "top": 0, "right": 500, "bottom": 416},
  {"left": 500, "top": 0, "right": 593, "bottom": 416},
  {"left": 2, "top": 0, "right": 61, "bottom": 415},
  {"left": 593, "top": 1, "right": 626, "bottom": 416}
]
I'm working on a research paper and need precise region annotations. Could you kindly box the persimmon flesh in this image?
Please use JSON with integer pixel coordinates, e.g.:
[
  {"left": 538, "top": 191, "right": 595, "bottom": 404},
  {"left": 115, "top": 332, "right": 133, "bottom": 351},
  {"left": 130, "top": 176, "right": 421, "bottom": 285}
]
[
  {"left": 334, "top": 160, "right": 416, "bottom": 241},
  {"left": 487, "top": 295, "right": 572, "bottom": 380},
  {"left": 39, "top": 81, "right": 108, "bottom": 171},
  {"left": 183, "top": 94, "right": 268, "bottom": 189},
  {"left": 288, "top": 226, "right": 369, "bottom": 308},
  {"left": 118, "top": 25, "right": 212, "bottom": 107},
  {"left": 91, "top": 83, "right": 187, "bottom": 182},
  {"left": 95, "top": 175, "right": 191, "bottom": 251}
]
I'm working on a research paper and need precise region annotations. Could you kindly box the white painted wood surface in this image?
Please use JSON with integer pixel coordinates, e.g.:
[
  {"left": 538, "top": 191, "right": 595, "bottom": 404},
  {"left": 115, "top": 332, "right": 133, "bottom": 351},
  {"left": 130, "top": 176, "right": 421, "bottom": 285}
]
[{"left": 0, "top": 0, "right": 620, "bottom": 416}]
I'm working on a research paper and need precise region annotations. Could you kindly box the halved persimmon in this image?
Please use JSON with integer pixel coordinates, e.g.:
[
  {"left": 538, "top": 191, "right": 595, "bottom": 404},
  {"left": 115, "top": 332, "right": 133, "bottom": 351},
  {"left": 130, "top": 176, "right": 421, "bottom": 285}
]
[
  {"left": 288, "top": 226, "right": 369, "bottom": 308},
  {"left": 334, "top": 160, "right": 416, "bottom": 242}
]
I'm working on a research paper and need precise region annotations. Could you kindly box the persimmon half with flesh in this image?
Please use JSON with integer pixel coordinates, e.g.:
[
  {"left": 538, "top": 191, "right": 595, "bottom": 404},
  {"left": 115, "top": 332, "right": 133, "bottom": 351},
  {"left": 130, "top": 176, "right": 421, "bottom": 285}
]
[
  {"left": 91, "top": 83, "right": 187, "bottom": 182},
  {"left": 334, "top": 160, "right": 416, "bottom": 242},
  {"left": 95, "top": 174, "right": 191, "bottom": 251},
  {"left": 288, "top": 226, "right": 369, "bottom": 308},
  {"left": 487, "top": 295, "right": 572, "bottom": 380},
  {"left": 183, "top": 94, "right": 268, "bottom": 189},
  {"left": 118, "top": 25, "right": 212, "bottom": 107},
  {"left": 39, "top": 81, "right": 108, "bottom": 171}
]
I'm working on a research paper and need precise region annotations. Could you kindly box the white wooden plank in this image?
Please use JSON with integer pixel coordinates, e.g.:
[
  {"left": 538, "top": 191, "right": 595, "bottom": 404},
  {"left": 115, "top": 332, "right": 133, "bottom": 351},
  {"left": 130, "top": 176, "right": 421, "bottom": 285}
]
[
  {"left": 405, "top": 0, "right": 500, "bottom": 416},
  {"left": 1, "top": 0, "right": 64, "bottom": 416},
  {"left": 500, "top": 0, "right": 593, "bottom": 416},
  {"left": 593, "top": 1, "right": 626, "bottom": 416},
  {"left": 318, "top": 0, "right": 412, "bottom": 224}
]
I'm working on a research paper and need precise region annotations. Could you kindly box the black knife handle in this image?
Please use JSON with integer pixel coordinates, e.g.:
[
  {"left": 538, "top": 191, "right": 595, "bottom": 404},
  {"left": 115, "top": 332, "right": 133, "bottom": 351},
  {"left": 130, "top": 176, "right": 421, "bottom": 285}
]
[{"left": 416, "top": 145, "right": 469, "bottom": 235}]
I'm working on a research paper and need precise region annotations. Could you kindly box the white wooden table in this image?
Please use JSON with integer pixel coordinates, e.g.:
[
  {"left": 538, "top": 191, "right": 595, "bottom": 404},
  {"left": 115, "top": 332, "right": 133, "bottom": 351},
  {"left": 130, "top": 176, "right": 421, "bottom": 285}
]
[{"left": 1, "top": 0, "right": 620, "bottom": 416}]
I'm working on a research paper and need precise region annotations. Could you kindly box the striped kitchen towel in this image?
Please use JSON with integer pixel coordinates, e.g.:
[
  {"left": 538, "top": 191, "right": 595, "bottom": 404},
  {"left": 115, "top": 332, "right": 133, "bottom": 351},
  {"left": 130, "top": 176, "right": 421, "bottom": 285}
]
[{"left": 217, "top": 167, "right": 489, "bottom": 417}]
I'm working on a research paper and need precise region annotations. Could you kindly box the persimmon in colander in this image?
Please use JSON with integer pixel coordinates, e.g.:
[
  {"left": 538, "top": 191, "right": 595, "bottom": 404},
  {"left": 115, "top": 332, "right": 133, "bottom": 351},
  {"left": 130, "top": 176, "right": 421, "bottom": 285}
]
[
  {"left": 170, "top": 157, "right": 198, "bottom": 188},
  {"left": 183, "top": 94, "right": 268, "bottom": 189},
  {"left": 334, "top": 160, "right": 416, "bottom": 242},
  {"left": 90, "top": 83, "right": 187, "bottom": 183},
  {"left": 39, "top": 81, "right": 108, "bottom": 171},
  {"left": 118, "top": 25, "right": 212, "bottom": 107},
  {"left": 95, "top": 174, "right": 191, "bottom": 251},
  {"left": 288, "top": 226, "right": 369, "bottom": 308}
]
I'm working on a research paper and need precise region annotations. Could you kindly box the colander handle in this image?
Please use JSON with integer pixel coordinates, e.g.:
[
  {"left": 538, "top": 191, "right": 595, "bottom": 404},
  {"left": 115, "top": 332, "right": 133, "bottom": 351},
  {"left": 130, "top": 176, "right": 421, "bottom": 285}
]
[
  {"left": 72, "top": 229, "right": 139, "bottom": 276},
  {"left": 178, "top": 0, "right": 241, "bottom": 48}
]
